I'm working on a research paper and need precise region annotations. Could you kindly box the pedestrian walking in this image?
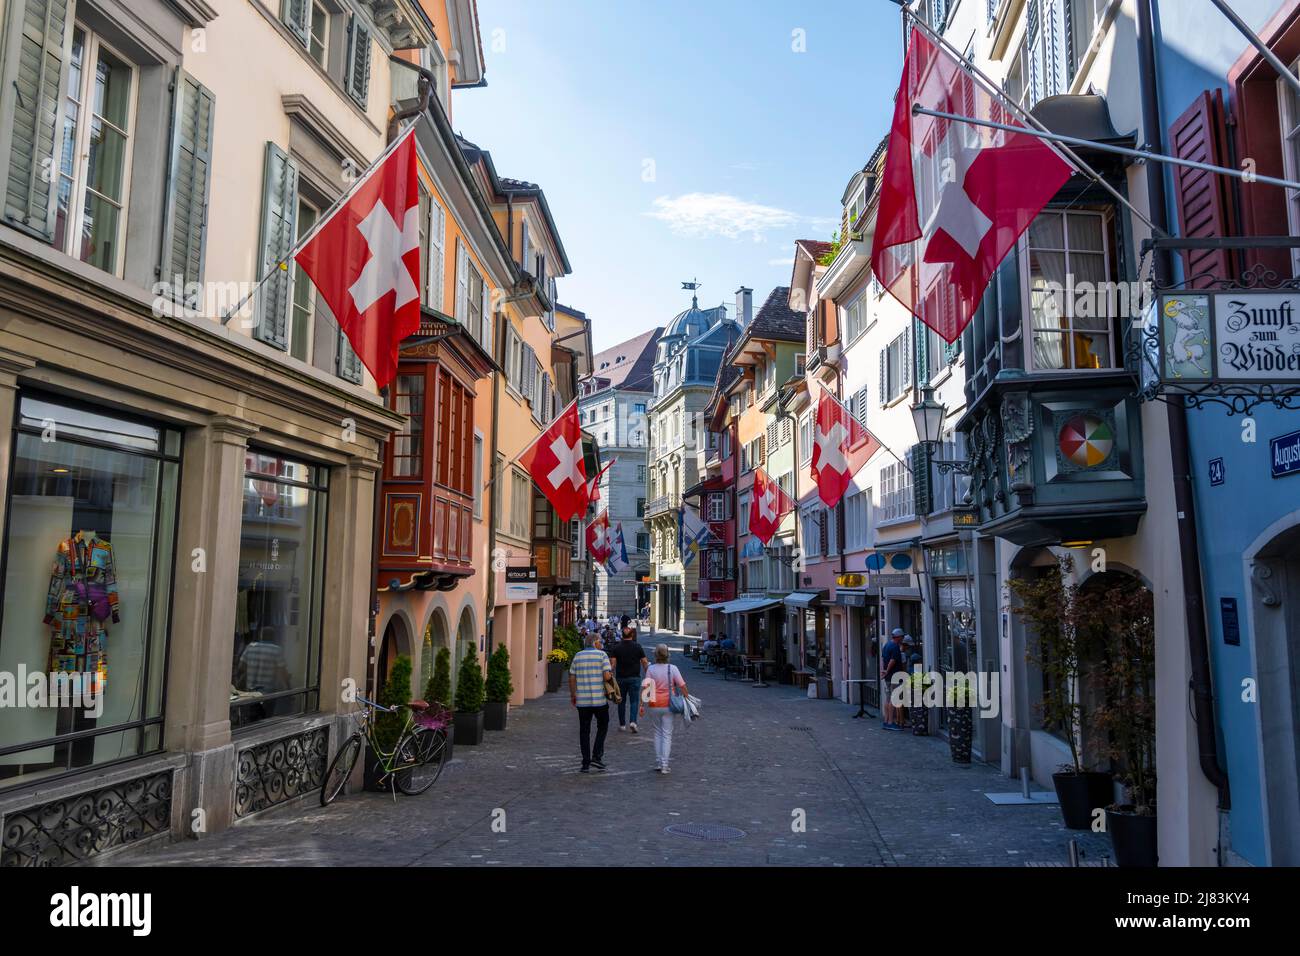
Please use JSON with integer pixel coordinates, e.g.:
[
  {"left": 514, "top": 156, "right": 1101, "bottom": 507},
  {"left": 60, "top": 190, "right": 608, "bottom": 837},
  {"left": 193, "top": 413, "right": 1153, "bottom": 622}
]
[
  {"left": 608, "top": 625, "right": 648, "bottom": 732},
  {"left": 881, "top": 628, "right": 907, "bottom": 731},
  {"left": 569, "top": 632, "right": 613, "bottom": 772},
  {"left": 640, "top": 644, "right": 688, "bottom": 774}
]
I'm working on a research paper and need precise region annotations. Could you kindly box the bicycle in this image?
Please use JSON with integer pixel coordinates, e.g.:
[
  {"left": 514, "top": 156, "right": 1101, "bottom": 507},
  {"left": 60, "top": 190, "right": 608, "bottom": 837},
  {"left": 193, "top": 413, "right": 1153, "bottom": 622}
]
[{"left": 320, "top": 694, "right": 450, "bottom": 806}]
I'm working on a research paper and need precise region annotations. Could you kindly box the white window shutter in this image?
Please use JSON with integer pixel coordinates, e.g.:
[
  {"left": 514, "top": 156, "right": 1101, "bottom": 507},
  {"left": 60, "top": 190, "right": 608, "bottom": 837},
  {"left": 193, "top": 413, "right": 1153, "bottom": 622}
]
[
  {"left": 429, "top": 198, "right": 445, "bottom": 311},
  {"left": 878, "top": 350, "right": 887, "bottom": 405},
  {"left": 902, "top": 327, "right": 913, "bottom": 390},
  {"left": 455, "top": 240, "right": 469, "bottom": 325}
]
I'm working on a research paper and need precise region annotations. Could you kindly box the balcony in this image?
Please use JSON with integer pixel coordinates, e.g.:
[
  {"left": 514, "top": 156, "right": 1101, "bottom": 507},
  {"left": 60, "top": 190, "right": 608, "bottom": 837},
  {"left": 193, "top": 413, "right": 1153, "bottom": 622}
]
[
  {"left": 645, "top": 493, "right": 680, "bottom": 518},
  {"left": 957, "top": 372, "right": 1146, "bottom": 547}
]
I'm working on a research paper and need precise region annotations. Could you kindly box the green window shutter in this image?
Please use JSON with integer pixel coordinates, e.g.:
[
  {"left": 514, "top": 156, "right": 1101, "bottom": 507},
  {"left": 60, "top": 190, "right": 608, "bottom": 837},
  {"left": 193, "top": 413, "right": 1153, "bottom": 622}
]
[
  {"left": 915, "top": 318, "right": 930, "bottom": 385},
  {"left": 878, "top": 349, "right": 886, "bottom": 405},
  {"left": 283, "top": 0, "right": 310, "bottom": 46},
  {"left": 345, "top": 16, "right": 371, "bottom": 108},
  {"left": 911, "top": 443, "right": 932, "bottom": 516},
  {"left": 2, "top": 0, "right": 71, "bottom": 238},
  {"left": 943, "top": 333, "right": 961, "bottom": 365},
  {"left": 337, "top": 329, "right": 363, "bottom": 383},
  {"left": 160, "top": 69, "right": 215, "bottom": 304},
  {"left": 255, "top": 142, "right": 298, "bottom": 351}
]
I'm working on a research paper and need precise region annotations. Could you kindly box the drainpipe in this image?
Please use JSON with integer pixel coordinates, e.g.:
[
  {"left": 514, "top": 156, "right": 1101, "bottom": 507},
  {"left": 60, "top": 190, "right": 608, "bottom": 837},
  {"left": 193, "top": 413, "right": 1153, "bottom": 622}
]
[
  {"left": 386, "top": 56, "right": 433, "bottom": 141},
  {"left": 1136, "top": 0, "right": 1231, "bottom": 812},
  {"left": 486, "top": 309, "right": 503, "bottom": 629}
]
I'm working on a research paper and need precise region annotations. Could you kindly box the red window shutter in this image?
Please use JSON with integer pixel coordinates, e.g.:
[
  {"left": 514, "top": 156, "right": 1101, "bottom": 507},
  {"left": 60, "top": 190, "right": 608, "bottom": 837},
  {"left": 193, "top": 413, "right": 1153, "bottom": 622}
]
[{"left": 1168, "top": 89, "right": 1238, "bottom": 288}]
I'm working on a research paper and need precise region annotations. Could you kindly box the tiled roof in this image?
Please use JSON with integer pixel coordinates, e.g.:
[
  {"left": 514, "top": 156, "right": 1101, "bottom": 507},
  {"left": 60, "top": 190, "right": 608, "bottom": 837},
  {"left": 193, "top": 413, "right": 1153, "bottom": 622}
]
[
  {"left": 746, "top": 286, "right": 806, "bottom": 342},
  {"left": 582, "top": 327, "right": 663, "bottom": 393},
  {"left": 795, "top": 239, "right": 833, "bottom": 261},
  {"left": 499, "top": 176, "right": 540, "bottom": 194}
]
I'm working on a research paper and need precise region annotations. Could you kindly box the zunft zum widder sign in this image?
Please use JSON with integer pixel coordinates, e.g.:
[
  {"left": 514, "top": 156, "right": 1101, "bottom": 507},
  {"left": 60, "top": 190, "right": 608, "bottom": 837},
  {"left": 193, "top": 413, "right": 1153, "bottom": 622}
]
[{"left": 1157, "top": 291, "right": 1300, "bottom": 384}]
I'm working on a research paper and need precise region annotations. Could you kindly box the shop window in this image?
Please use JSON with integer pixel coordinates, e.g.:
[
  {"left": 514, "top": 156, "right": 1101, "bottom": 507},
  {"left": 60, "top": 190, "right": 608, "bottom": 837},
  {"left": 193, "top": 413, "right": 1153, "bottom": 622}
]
[
  {"left": 231, "top": 450, "right": 328, "bottom": 729},
  {"left": 0, "top": 394, "right": 180, "bottom": 789}
]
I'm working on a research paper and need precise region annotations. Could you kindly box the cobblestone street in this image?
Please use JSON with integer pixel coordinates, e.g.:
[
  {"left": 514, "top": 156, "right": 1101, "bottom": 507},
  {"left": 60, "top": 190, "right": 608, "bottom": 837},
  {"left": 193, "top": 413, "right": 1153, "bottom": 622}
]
[{"left": 132, "top": 651, "right": 1111, "bottom": 867}]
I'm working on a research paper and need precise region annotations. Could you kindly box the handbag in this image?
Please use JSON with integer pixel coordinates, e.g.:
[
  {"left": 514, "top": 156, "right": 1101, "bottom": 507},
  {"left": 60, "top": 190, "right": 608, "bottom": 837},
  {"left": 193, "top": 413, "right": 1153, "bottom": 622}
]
[
  {"left": 73, "top": 580, "right": 112, "bottom": 622},
  {"left": 666, "top": 664, "right": 686, "bottom": 714},
  {"left": 604, "top": 669, "right": 622, "bottom": 703}
]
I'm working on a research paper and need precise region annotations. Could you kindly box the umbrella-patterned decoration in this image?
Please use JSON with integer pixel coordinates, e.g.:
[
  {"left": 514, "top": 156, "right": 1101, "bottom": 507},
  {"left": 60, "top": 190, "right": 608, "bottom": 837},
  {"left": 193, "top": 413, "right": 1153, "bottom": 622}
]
[{"left": 1057, "top": 413, "right": 1114, "bottom": 468}]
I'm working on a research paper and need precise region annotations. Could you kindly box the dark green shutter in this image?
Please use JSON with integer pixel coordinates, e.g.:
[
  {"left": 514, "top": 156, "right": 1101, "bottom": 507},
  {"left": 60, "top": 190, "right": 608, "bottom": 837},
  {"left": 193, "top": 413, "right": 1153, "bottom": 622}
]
[
  {"left": 255, "top": 142, "right": 298, "bottom": 350},
  {"left": 283, "top": 0, "right": 310, "bottom": 46},
  {"left": 160, "top": 69, "right": 215, "bottom": 304},
  {"left": 878, "top": 349, "right": 886, "bottom": 405},
  {"left": 337, "top": 329, "right": 363, "bottom": 383},
  {"left": 911, "top": 443, "right": 932, "bottom": 516},
  {"left": 345, "top": 16, "right": 371, "bottom": 108},
  {"left": 2, "top": 0, "right": 70, "bottom": 237},
  {"left": 915, "top": 318, "right": 930, "bottom": 385},
  {"left": 943, "top": 333, "right": 961, "bottom": 365}
]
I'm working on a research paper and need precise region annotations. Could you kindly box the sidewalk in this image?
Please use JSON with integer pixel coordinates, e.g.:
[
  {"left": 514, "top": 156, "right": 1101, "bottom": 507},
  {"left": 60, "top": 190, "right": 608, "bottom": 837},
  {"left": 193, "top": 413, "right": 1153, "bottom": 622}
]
[{"left": 129, "top": 651, "right": 1112, "bottom": 867}]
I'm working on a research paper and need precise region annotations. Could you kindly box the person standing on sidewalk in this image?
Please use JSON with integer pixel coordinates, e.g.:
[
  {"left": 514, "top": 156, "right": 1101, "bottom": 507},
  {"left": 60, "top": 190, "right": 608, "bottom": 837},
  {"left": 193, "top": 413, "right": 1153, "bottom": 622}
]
[
  {"left": 640, "top": 644, "right": 688, "bottom": 774},
  {"left": 569, "top": 632, "right": 613, "bottom": 773},
  {"left": 881, "top": 628, "right": 907, "bottom": 731},
  {"left": 608, "top": 626, "right": 648, "bottom": 733}
]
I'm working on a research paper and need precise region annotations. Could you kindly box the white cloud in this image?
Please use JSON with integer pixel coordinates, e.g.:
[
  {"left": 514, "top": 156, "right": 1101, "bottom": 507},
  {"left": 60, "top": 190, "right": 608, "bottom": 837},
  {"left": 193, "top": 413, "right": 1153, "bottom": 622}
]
[
  {"left": 645, "top": 193, "right": 804, "bottom": 241},
  {"left": 768, "top": 257, "right": 793, "bottom": 268}
]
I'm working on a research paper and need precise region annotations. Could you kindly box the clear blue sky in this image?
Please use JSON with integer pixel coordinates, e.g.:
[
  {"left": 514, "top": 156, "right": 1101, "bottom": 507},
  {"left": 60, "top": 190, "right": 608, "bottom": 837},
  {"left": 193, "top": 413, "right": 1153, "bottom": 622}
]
[{"left": 454, "top": 0, "right": 907, "bottom": 353}]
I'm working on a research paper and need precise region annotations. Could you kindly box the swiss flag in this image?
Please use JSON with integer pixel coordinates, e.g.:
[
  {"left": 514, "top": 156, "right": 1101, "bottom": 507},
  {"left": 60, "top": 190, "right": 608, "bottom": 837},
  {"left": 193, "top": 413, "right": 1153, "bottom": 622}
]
[
  {"left": 749, "top": 467, "right": 795, "bottom": 546},
  {"left": 517, "top": 400, "right": 589, "bottom": 522},
  {"left": 294, "top": 126, "right": 422, "bottom": 388},
  {"left": 586, "top": 510, "right": 613, "bottom": 564},
  {"left": 871, "top": 29, "right": 1072, "bottom": 343},
  {"left": 811, "top": 385, "right": 882, "bottom": 509}
]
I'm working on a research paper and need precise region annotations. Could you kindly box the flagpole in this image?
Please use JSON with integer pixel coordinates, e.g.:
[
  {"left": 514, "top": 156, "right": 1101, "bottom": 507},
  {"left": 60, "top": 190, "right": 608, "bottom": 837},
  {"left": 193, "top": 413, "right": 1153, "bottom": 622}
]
[
  {"left": 218, "top": 122, "right": 420, "bottom": 327},
  {"left": 478, "top": 397, "right": 582, "bottom": 495},
  {"left": 914, "top": 105, "right": 1300, "bottom": 192},
  {"left": 896, "top": 4, "right": 1168, "bottom": 239}
]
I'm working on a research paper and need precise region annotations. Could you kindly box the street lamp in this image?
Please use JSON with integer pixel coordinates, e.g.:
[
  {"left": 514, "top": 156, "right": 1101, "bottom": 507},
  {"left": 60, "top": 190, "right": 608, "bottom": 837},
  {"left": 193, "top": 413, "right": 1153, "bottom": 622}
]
[{"left": 909, "top": 385, "right": 972, "bottom": 476}]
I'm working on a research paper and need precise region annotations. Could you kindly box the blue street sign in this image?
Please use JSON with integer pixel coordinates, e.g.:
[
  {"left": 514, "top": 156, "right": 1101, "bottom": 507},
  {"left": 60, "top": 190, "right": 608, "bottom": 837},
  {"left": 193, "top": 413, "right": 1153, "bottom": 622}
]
[
  {"left": 1209, "top": 457, "right": 1225, "bottom": 486},
  {"left": 1270, "top": 429, "right": 1300, "bottom": 479},
  {"left": 1220, "top": 598, "right": 1240, "bottom": 646}
]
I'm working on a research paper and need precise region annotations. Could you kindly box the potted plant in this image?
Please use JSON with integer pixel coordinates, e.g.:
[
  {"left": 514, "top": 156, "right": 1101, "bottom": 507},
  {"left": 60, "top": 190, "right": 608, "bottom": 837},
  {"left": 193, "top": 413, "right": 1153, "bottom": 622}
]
[
  {"left": 907, "top": 668, "right": 933, "bottom": 736},
  {"left": 423, "top": 646, "right": 454, "bottom": 759},
  {"left": 484, "top": 645, "right": 513, "bottom": 731},
  {"left": 453, "top": 648, "right": 485, "bottom": 746},
  {"left": 945, "top": 673, "right": 977, "bottom": 764},
  {"left": 1092, "top": 580, "right": 1158, "bottom": 866},
  {"left": 1010, "top": 556, "right": 1112, "bottom": 829},
  {"left": 546, "top": 648, "right": 568, "bottom": 693},
  {"left": 366, "top": 655, "right": 412, "bottom": 791}
]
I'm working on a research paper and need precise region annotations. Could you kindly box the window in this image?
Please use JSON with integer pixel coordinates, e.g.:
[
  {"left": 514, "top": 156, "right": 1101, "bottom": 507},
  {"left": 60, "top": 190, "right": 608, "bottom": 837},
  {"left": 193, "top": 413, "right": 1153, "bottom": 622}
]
[
  {"left": 288, "top": 197, "right": 319, "bottom": 362},
  {"left": 738, "top": 494, "right": 751, "bottom": 535},
  {"left": 1281, "top": 59, "right": 1300, "bottom": 277},
  {"left": 845, "top": 488, "right": 871, "bottom": 551},
  {"left": 842, "top": 293, "right": 868, "bottom": 342},
  {"left": 636, "top": 532, "right": 650, "bottom": 554},
  {"left": 51, "top": 27, "right": 136, "bottom": 275},
  {"left": 392, "top": 373, "right": 424, "bottom": 477},
  {"left": 796, "top": 353, "right": 806, "bottom": 376},
  {"left": 0, "top": 394, "right": 179, "bottom": 787},
  {"left": 1025, "top": 210, "right": 1115, "bottom": 370},
  {"left": 800, "top": 414, "right": 812, "bottom": 463},
  {"left": 1069, "top": 0, "right": 1110, "bottom": 79},
  {"left": 706, "top": 549, "right": 727, "bottom": 580},
  {"left": 233, "top": 450, "right": 329, "bottom": 728},
  {"left": 706, "top": 493, "right": 725, "bottom": 521},
  {"left": 800, "top": 506, "right": 822, "bottom": 558},
  {"left": 510, "top": 470, "right": 530, "bottom": 539},
  {"left": 634, "top": 402, "right": 646, "bottom": 415},
  {"left": 456, "top": 241, "right": 490, "bottom": 355},
  {"left": 879, "top": 328, "right": 912, "bottom": 404},
  {"left": 637, "top": 464, "right": 647, "bottom": 482},
  {"left": 878, "top": 459, "right": 915, "bottom": 523}
]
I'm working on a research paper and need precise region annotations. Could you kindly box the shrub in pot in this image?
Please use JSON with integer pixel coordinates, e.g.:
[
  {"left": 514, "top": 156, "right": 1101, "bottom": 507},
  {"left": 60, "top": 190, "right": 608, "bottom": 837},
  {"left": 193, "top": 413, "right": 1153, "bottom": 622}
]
[
  {"left": 1010, "top": 555, "right": 1111, "bottom": 829},
  {"left": 1090, "top": 580, "right": 1158, "bottom": 866},
  {"left": 546, "top": 649, "right": 568, "bottom": 693},
  {"left": 366, "top": 655, "right": 412, "bottom": 791},
  {"left": 484, "top": 645, "right": 513, "bottom": 731},
  {"left": 945, "top": 674, "right": 977, "bottom": 764},
  {"left": 453, "top": 648, "right": 485, "bottom": 746},
  {"left": 423, "top": 646, "right": 454, "bottom": 758},
  {"left": 908, "top": 670, "right": 932, "bottom": 736}
]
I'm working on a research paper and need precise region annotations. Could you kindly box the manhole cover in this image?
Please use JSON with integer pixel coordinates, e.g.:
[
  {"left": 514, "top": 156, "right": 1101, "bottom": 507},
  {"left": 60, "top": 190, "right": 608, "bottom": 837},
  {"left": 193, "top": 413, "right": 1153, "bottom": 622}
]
[{"left": 664, "top": 823, "right": 747, "bottom": 842}]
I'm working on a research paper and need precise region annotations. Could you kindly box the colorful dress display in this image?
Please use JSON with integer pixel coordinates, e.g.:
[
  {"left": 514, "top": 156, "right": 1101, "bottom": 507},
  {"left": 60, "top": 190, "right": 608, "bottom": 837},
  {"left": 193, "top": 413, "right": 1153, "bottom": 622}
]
[{"left": 44, "top": 531, "right": 120, "bottom": 687}]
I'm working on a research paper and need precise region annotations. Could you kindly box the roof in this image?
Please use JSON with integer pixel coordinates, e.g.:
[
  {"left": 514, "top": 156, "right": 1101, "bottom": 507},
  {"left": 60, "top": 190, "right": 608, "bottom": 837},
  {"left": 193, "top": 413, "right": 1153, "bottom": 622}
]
[
  {"left": 795, "top": 239, "right": 833, "bottom": 262},
  {"left": 745, "top": 286, "right": 806, "bottom": 342},
  {"left": 583, "top": 327, "right": 663, "bottom": 393}
]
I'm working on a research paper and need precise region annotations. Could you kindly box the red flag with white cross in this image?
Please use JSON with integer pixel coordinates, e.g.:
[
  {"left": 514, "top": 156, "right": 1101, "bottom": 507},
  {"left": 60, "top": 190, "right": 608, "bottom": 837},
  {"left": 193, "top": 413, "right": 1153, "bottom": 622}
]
[
  {"left": 871, "top": 28, "right": 1072, "bottom": 343},
  {"left": 517, "top": 400, "right": 589, "bottom": 522},
  {"left": 811, "top": 385, "right": 882, "bottom": 509},
  {"left": 586, "top": 510, "right": 613, "bottom": 564},
  {"left": 748, "top": 467, "right": 795, "bottom": 546},
  {"left": 293, "top": 126, "right": 422, "bottom": 388}
]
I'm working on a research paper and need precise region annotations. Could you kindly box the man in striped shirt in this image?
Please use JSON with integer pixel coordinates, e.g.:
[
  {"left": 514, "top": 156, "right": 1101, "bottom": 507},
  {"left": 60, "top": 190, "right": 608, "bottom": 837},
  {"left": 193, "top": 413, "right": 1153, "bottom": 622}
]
[{"left": 569, "top": 632, "right": 613, "bottom": 773}]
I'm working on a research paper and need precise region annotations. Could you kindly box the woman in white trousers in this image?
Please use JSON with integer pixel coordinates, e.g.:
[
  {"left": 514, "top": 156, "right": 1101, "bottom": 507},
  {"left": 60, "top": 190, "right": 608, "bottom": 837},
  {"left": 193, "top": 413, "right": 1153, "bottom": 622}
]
[{"left": 640, "top": 644, "right": 688, "bottom": 774}]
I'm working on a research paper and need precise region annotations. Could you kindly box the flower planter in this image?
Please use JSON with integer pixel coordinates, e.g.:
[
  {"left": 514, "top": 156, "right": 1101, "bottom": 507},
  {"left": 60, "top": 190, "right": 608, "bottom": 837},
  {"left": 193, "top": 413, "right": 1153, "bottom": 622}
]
[
  {"left": 1107, "top": 806, "right": 1158, "bottom": 867},
  {"left": 484, "top": 700, "right": 508, "bottom": 731},
  {"left": 947, "top": 706, "right": 973, "bottom": 764},
  {"left": 910, "top": 703, "right": 929, "bottom": 736},
  {"left": 546, "top": 662, "right": 564, "bottom": 693},
  {"left": 454, "top": 709, "right": 485, "bottom": 746},
  {"left": 1052, "top": 770, "right": 1114, "bottom": 830}
]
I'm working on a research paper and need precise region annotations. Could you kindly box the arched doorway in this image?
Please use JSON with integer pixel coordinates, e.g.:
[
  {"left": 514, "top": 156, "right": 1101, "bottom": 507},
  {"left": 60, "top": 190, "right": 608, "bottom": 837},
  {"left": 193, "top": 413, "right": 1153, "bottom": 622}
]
[
  {"left": 452, "top": 606, "right": 476, "bottom": 694},
  {"left": 377, "top": 614, "right": 412, "bottom": 693},
  {"left": 1248, "top": 523, "right": 1300, "bottom": 865},
  {"left": 420, "top": 608, "right": 450, "bottom": 699}
]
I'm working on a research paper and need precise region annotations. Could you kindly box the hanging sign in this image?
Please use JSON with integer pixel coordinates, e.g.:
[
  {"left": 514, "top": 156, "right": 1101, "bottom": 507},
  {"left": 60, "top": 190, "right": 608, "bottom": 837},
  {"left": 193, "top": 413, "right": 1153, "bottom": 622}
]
[{"left": 1157, "top": 292, "right": 1300, "bottom": 385}]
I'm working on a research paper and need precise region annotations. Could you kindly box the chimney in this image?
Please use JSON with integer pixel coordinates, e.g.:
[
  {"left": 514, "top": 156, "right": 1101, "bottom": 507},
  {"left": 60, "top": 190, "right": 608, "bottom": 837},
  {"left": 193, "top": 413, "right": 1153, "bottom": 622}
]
[{"left": 735, "top": 286, "right": 753, "bottom": 328}]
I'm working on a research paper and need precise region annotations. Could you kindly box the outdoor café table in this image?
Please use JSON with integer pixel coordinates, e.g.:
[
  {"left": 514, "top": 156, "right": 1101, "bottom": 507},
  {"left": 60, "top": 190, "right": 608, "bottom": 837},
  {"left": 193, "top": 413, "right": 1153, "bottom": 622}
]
[{"left": 744, "top": 656, "right": 770, "bottom": 687}]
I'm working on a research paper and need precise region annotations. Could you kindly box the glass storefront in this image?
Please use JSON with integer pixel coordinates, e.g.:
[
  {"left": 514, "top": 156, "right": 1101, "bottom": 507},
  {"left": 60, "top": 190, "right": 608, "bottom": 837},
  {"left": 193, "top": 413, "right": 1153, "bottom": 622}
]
[
  {"left": 230, "top": 450, "right": 328, "bottom": 728},
  {"left": 0, "top": 394, "right": 179, "bottom": 788}
]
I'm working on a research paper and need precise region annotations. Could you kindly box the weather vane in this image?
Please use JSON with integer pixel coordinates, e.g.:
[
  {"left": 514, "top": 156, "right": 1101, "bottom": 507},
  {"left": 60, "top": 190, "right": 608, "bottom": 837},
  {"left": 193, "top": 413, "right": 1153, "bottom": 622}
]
[{"left": 681, "top": 278, "right": 700, "bottom": 307}]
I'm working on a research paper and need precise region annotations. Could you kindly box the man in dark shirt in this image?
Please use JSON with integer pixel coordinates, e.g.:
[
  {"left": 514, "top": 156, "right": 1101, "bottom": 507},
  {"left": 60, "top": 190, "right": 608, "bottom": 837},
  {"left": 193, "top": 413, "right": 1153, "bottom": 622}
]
[
  {"left": 608, "top": 627, "right": 648, "bottom": 733},
  {"left": 881, "top": 628, "right": 908, "bottom": 731}
]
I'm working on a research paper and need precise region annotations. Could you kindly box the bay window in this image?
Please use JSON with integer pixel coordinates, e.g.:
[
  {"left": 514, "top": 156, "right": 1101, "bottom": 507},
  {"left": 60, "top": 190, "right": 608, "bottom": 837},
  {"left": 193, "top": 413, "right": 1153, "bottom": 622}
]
[
  {"left": 1280, "top": 59, "right": 1300, "bottom": 277},
  {"left": 1025, "top": 209, "right": 1116, "bottom": 371}
]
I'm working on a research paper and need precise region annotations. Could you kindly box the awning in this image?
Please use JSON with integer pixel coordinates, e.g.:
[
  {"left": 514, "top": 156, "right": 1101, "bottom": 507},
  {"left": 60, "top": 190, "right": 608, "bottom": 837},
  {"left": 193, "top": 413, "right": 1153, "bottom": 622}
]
[
  {"left": 706, "top": 597, "right": 781, "bottom": 614},
  {"left": 784, "top": 590, "right": 827, "bottom": 609}
]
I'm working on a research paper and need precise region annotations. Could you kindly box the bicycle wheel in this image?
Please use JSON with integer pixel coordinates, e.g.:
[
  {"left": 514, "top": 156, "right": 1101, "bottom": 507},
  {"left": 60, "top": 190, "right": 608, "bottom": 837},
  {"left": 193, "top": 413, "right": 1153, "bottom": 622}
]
[
  {"left": 320, "top": 732, "right": 363, "bottom": 807},
  {"left": 394, "top": 728, "right": 447, "bottom": 796}
]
